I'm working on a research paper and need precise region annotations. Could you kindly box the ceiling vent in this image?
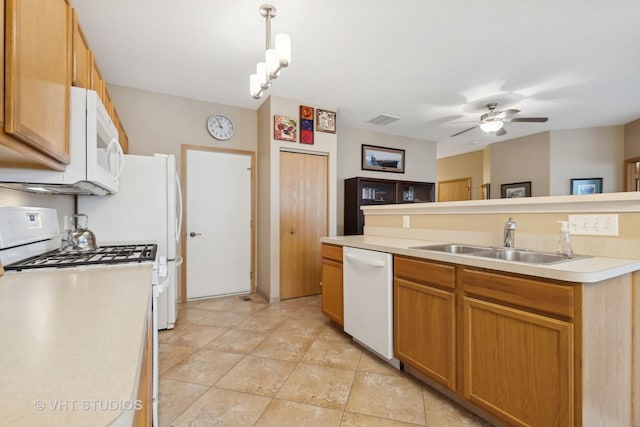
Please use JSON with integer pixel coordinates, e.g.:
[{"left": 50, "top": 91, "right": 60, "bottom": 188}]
[{"left": 367, "top": 114, "right": 400, "bottom": 126}]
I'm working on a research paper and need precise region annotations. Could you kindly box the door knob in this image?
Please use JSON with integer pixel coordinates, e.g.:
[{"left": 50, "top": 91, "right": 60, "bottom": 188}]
[{"left": 189, "top": 232, "right": 202, "bottom": 237}]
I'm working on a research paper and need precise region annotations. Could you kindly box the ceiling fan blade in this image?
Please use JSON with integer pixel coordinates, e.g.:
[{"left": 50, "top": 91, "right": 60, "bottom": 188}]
[
  {"left": 496, "top": 109, "right": 520, "bottom": 119},
  {"left": 508, "top": 117, "right": 548, "bottom": 123},
  {"left": 449, "top": 120, "right": 478, "bottom": 124},
  {"left": 450, "top": 126, "right": 477, "bottom": 137},
  {"left": 495, "top": 128, "right": 507, "bottom": 136}
]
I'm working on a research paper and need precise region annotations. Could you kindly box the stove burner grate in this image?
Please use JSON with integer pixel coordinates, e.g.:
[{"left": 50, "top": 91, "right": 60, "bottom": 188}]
[{"left": 4, "top": 244, "right": 158, "bottom": 271}]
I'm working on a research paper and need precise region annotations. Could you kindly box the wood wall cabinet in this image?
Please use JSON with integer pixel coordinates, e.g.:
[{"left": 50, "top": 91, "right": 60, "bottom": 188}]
[
  {"left": 70, "top": 7, "right": 129, "bottom": 153},
  {"left": 71, "top": 9, "right": 91, "bottom": 88},
  {"left": 321, "top": 244, "right": 343, "bottom": 326},
  {"left": 394, "top": 256, "right": 456, "bottom": 390},
  {"left": 344, "top": 177, "right": 435, "bottom": 235},
  {"left": 0, "top": 0, "right": 72, "bottom": 170}
]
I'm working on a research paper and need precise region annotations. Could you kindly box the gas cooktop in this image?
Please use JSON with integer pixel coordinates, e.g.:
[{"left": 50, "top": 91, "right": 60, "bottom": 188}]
[{"left": 4, "top": 244, "right": 158, "bottom": 271}]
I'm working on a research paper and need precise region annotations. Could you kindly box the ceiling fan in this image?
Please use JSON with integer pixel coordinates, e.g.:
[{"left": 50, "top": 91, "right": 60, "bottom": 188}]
[{"left": 450, "top": 103, "right": 548, "bottom": 137}]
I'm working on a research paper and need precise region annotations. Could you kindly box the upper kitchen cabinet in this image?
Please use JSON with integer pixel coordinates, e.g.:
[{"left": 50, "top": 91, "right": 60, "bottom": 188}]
[
  {"left": 71, "top": 8, "right": 128, "bottom": 154},
  {"left": 0, "top": 0, "right": 72, "bottom": 170},
  {"left": 90, "top": 57, "right": 105, "bottom": 104},
  {"left": 71, "top": 8, "right": 90, "bottom": 88}
]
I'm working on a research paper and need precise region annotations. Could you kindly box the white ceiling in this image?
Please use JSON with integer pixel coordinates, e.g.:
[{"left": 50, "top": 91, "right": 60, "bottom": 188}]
[{"left": 72, "top": 0, "right": 640, "bottom": 158}]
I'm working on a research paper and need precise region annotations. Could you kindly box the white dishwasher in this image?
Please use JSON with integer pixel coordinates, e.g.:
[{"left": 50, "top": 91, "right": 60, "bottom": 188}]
[{"left": 343, "top": 246, "right": 398, "bottom": 367}]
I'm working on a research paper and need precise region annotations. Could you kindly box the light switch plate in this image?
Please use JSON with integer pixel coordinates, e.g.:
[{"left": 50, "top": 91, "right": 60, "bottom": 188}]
[
  {"left": 402, "top": 215, "right": 410, "bottom": 228},
  {"left": 568, "top": 214, "right": 619, "bottom": 236}
]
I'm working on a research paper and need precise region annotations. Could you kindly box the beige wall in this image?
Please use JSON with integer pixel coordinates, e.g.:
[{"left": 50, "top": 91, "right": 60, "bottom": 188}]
[
  {"left": 108, "top": 84, "right": 258, "bottom": 162},
  {"left": 257, "top": 96, "right": 338, "bottom": 302},
  {"left": 365, "top": 210, "right": 640, "bottom": 259},
  {"left": 337, "top": 127, "right": 437, "bottom": 234},
  {"left": 625, "top": 118, "right": 640, "bottom": 159},
  {"left": 437, "top": 150, "right": 484, "bottom": 199},
  {"left": 549, "top": 126, "right": 624, "bottom": 195},
  {"left": 490, "top": 132, "right": 551, "bottom": 198}
]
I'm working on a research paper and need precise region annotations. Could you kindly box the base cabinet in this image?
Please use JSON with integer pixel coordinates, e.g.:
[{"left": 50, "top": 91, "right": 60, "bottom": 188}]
[
  {"left": 462, "top": 297, "right": 573, "bottom": 427},
  {"left": 394, "top": 256, "right": 456, "bottom": 390},
  {"left": 321, "top": 244, "right": 343, "bottom": 326}
]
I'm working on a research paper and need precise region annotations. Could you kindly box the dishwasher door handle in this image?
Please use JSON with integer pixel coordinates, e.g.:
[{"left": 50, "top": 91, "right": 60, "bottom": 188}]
[{"left": 345, "top": 253, "right": 386, "bottom": 267}]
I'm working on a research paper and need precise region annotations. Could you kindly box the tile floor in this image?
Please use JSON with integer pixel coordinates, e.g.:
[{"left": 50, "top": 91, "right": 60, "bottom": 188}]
[{"left": 158, "top": 293, "right": 494, "bottom": 427}]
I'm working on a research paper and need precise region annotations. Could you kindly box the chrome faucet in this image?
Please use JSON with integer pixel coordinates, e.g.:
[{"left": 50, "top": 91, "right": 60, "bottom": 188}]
[{"left": 503, "top": 217, "right": 516, "bottom": 248}]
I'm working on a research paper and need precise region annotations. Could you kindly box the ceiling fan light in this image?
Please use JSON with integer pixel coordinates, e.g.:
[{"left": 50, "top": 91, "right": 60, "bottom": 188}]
[
  {"left": 275, "top": 33, "right": 291, "bottom": 67},
  {"left": 480, "top": 121, "right": 504, "bottom": 133}
]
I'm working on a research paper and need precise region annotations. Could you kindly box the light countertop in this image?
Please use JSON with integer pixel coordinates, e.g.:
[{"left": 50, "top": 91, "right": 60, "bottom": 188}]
[
  {"left": 0, "top": 263, "right": 153, "bottom": 427},
  {"left": 322, "top": 235, "right": 640, "bottom": 283}
]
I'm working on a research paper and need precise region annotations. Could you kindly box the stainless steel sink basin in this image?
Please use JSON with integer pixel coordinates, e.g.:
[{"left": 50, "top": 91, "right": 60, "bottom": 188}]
[
  {"left": 409, "top": 243, "right": 493, "bottom": 254},
  {"left": 471, "top": 248, "right": 586, "bottom": 264},
  {"left": 409, "top": 243, "right": 589, "bottom": 265}
]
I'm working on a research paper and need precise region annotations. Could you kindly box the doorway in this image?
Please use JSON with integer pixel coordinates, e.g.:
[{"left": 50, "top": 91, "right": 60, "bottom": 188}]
[
  {"left": 181, "top": 145, "right": 255, "bottom": 301},
  {"left": 438, "top": 177, "right": 471, "bottom": 201},
  {"left": 279, "top": 150, "right": 328, "bottom": 299}
]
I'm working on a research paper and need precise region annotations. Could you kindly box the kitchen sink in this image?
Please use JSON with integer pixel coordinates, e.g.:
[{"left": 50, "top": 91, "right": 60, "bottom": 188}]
[
  {"left": 409, "top": 243, "right": 493, "bottom": 254},
  {"left": 472, "top": 248, "right": 588, "bottom": 264},
  {"left": 410, "top": 243, "right": 589, "bottom": 265}
]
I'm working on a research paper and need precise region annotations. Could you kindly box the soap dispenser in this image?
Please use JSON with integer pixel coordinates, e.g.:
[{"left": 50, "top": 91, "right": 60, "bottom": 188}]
[{"left": 556, "top": 221, "right": 574, "bottom": 258}]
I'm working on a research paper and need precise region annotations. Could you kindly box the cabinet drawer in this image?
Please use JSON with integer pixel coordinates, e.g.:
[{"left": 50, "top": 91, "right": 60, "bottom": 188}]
[
  {"left": 461, "top": 268, "right": 575, "bottom": 319},
  {"left": 395, "top": 256, "right": 455, "bottom": 290},
  {"left": 321, "top": 244, "right": 343, "bottom": 262}
]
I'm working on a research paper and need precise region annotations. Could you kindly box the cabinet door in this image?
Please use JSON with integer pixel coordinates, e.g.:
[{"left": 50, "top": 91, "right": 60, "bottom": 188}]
[
  {"left": 394, "top": 277, "right": 456, "bottom": 390},
  {"left": 90, "top": 55, "right": 105, "bottom": 102},
  {"left": 463, "top": 297, "right": 574, "bottom": 427},
  {"left": 321, "top": 258, "right": 343, "bottom": 325},
  {"left": 4, "top": 0, "right": 72, "bottom": 165},
  {"left": 72, "top": 9, "right": 91, "bottom": 88}
]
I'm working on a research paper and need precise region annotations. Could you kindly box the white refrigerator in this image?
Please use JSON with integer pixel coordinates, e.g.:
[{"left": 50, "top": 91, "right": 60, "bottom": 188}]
[{"left": 78, "top": 153, "right": 182, "bottom": 330}]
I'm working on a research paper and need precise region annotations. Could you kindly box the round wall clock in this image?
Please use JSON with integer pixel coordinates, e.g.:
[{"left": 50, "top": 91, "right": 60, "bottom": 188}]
[{"left": 207, "top": 114, "right": 234, "bottom": 140}]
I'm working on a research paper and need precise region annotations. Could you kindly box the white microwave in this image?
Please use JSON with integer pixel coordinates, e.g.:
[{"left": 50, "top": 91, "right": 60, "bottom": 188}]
[{"left": 0, "top": 87, "right": 125, "bottom": 195}]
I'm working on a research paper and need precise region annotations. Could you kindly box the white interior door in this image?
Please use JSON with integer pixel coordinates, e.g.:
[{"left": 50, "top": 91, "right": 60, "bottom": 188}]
[{"left": 186, "top": 149, "right": 252, "bottom": 299}]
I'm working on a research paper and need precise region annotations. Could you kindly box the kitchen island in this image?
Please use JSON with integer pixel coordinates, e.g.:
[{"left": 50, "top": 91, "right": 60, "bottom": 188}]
[
  {"left": 322, "top": 234, "right": 638, "bottom": 427},
  {"left": 322, "top": 192, "right": 640, "bottom": 427},
  {"left": 0, "top": 263, "right": 153, "bottom": 427}
]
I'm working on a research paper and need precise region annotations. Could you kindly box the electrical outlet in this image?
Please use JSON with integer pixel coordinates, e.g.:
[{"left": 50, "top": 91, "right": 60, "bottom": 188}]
[
  {"left": 402, "top": 215, "right": 410, "bottom": 228},
  {"left": 568, "top": 214, "right": 619, "bottom": 236}
]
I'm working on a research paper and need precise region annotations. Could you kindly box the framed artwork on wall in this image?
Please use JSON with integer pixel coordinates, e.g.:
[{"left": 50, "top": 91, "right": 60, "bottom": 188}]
[
  {"left": 361, "top": 144, "right": 405, "bottom": 173},
  {"left": 480, "top": 183, "right": 490, "bottom": 200},
  {"left": 570, "top": 177, "right": 603, "bottom": 195},
  {"left": 274, "top": 115, "right": 297, "bottom": 142},
  {"left": 316, "top": 109, "right": 336, "bottom": 133},
  {"left": 501, "top": 181, "right": 531, "bottom": 198}
]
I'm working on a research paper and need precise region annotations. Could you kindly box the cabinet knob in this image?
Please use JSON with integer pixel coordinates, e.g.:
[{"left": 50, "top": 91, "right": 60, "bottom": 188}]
[{"left": 189, "top": 231, "right": 202, "bottom": 237}]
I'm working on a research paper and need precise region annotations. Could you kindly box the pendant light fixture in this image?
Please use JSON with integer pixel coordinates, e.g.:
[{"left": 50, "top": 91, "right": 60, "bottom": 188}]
[{"left": 249, "top": 4, "right": 291, "bottom": 99}]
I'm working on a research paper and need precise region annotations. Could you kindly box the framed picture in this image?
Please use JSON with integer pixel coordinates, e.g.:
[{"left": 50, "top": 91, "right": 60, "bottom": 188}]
[
  {"left": 274, "top": 115, "right": 297, "bottom": 142},
  {"left": 480, "top": 183, "right": 490, "bottom": 200},
  {"left": 571, "top": 177, "right": 603, "bottom": 195},
  {"left": 316, "top": 109, "right": 336, "bottom": 133},
  {"left": 300, "top": 105, "right": 314, "bottom": 120},
  {"left": 501, "top": 181, "right": 531, "bottom": 198},
  {"left": 361, "top": 144, "right": 405, "bottom": 173}
]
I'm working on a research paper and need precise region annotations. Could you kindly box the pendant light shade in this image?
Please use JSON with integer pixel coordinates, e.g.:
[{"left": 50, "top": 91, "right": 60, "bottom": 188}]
[
  {"left": 249, "top": 4, "right": 291, "bottom": 99},
  {"left": 275, "top": 33, "right": 291, "bottom": 67}
]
